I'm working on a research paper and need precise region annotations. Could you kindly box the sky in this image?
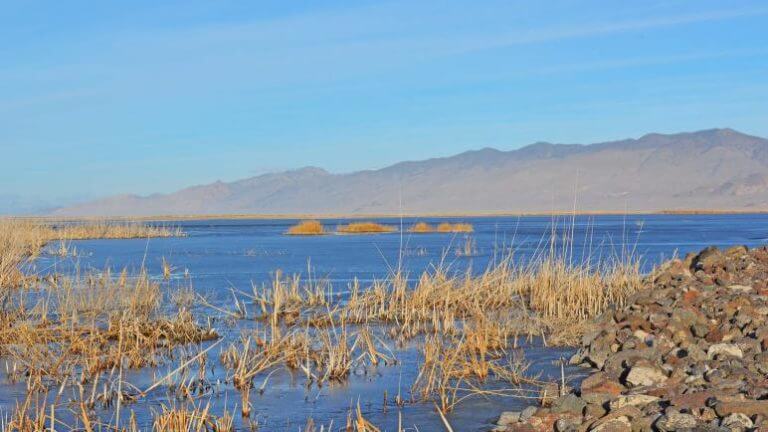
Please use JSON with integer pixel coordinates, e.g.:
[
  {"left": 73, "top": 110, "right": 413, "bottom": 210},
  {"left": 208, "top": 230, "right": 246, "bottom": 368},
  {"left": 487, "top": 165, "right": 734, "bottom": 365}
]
[{"left": 1, "top": 0, "right": 767, "bottom": 208}]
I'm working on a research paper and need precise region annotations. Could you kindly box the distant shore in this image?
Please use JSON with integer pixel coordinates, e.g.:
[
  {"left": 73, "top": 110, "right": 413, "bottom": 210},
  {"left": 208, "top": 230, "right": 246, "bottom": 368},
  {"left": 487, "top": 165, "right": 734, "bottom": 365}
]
[{"left": 7, "top": 208, "right": 768, "bottom": 222}]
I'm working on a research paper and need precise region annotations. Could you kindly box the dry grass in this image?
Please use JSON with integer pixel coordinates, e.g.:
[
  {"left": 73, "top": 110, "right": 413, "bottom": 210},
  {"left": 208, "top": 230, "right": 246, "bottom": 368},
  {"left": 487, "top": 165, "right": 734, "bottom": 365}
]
[
  {"left": 0, "top": 216, "right": 645, "bottom": 427},
  {"left": 49, "top": 221, "right": 182, "bottom": 240},
  {"left": 286, "top": 220, "right": 326, "bottom": 235},
  {"left": 152, "top": 403, "right": 233, "bottom": 432},
  {"left": 336, "top": 222, "right": 396, "bottom": 234},
  {"left": 436, "top": 222, "right": 474, "bottom": 233},
  {"left": 0, "top": 219, "right": 182, "bottom": 289},
  {"left": 0, "top": 219, "right": 216, "bottom": 430},
  {"left": 408, "top": 222, "right": 434, "bottom": 233},
  {"left": 214, "top": 229, "right": 643, "bottom": 415},
  {"left": 409, "top": 222, "right": 474, "bottom": 233}
]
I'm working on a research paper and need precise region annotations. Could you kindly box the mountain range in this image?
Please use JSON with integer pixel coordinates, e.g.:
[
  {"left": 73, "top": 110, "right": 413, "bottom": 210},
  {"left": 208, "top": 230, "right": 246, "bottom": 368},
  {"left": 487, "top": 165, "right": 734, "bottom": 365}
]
[{"left": 53, "top": 128, "right": 768, "bottom": 216}]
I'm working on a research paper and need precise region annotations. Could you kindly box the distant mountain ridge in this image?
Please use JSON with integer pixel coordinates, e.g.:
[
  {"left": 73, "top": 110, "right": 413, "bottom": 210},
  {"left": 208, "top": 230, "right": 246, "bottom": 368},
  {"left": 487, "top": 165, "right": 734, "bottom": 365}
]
[{"left": 53, "top": 128, "right": 768, "bottom": 216}]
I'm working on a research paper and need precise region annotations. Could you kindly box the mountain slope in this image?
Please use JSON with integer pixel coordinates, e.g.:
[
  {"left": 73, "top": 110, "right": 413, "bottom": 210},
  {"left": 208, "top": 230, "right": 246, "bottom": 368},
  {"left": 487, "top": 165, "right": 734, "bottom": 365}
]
[{"left": 53, "top": 128, "right": 768, "bottom": 216}]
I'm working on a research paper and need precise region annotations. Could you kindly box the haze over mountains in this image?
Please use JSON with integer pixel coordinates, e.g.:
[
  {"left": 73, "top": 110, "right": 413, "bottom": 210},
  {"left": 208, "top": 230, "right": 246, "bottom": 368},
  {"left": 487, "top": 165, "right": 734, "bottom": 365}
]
[{"left": 53, "top": 129, "right": 768, "bottom": 216}]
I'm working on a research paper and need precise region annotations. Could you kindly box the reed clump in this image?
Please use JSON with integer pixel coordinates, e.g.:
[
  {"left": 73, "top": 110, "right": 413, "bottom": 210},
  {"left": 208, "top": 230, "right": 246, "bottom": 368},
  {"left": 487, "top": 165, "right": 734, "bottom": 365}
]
[
  {"left": 152, "top": 402, "right": 233, "bottom": 432},
  {"left": 436, "top": 222, "right": 474, "bottom": 233},
  {"left": 0, "top": 216, "right": 645, "bottom": 425},
  {"left": 217, "top": 233, "right": 643, "bottom": 414},
  {"left": 49, "top": 221, "right": 183, "bottom": 240},
  {"left": 0, "top": 219, "right": 183, "bottom": 289},
  {"left": 336, "top": 222, "right": 396, "bottom": 234},
  {"left": 408, "top": 222, "right": 434, "bottom": 233},
  {"left": 408, "top": 221, "right": 474, "bottom": 233},
  {"left": 286, "top": 220, "right": 326, "bottom": 236},
  {"left": 0, "top": 219, "right": 213, "bottom": 419}
]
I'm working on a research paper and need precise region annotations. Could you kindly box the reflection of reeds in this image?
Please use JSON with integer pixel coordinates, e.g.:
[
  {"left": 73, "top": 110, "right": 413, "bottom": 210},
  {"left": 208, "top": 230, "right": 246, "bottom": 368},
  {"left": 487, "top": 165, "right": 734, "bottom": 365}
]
[
  {"left": 454, "top": 236, "right": 477, "bottom": 257},
  {"left": 286, "top": 220, "right": 325, "bottom": 235},
  {"left": 336, "top": 222, "right": 396, "bottom": 234}
]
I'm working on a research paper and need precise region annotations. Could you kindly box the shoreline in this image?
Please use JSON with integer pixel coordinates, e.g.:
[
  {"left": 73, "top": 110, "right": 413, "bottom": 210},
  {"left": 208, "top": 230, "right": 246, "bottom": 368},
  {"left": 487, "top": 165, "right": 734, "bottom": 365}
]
[
  {"left": 6, "top": 208, "right": 768, "bottom": 222},
  {"left": 494, "top": 243, "right": 768, "bottom": 431}
]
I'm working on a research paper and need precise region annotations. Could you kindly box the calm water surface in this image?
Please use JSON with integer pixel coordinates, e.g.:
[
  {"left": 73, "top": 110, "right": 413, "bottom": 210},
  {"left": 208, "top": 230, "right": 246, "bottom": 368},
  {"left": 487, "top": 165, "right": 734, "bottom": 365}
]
[{"left": 8, "top": 214, "right": 768, "bottom": 431}]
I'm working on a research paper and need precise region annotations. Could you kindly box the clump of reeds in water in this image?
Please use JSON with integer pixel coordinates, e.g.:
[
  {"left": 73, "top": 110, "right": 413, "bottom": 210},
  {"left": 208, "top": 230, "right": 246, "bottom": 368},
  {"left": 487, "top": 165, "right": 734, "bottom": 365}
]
[
  {"left": 408, "top": 222, "right": 434, "bottom": 233},
  {"left": 0, "top": 219, "right": 215, "bottom": 423},
  {"left": 48, "top": 221, "right": 183, "bottom": 240},
  {"left": 0, "top": 219, "right": 183, "bottom": 290},
  {"left": 152, "top": 402, "right": 234, "bottom": 432},
  {"left": 408, "top": 221, "right": 474, "bottom": 233},
  {"left": 336, "top": 222, "right": 396, "bottom": 234},
  {"left": 215, "top": 226, "right": 643, "bottom": 412},
  {"left": 0, "top": 216, "right": 646, "bottom": 426},
  {"left": 436, "top": 222, "right": 473, "bottom": 233},
  {"left": 286, "top": 220, "right": 326, "bottom": 235}
]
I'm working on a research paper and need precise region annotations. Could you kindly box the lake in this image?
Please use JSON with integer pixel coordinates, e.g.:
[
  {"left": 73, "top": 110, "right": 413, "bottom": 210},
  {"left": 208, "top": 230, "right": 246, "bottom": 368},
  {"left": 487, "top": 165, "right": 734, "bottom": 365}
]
[{"left": 7, "top": 214, "right": 768, "bottom": 431}]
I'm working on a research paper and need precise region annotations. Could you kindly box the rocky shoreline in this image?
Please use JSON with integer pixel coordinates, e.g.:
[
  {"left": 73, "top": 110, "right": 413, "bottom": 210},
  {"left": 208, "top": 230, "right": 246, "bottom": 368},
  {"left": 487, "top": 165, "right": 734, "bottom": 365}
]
[{"left": 494, "top": 244, "right": 768, "bottom": 431}]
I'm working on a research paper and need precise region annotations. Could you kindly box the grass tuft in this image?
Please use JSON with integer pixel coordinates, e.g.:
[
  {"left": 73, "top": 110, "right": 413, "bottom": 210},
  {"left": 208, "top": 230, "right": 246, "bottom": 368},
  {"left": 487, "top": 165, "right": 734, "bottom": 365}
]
[
  {"left": 436, "top": 222, "right": 474, "bottom": 233},
  {"left": 336, "top": 222, "right": 396, "bottom": 234},
  {"left": 286, "top": 220, "right": 326, "bottom": 236},
  {"left": 408, "top": 222, "right": 434, "bottom": 233}
]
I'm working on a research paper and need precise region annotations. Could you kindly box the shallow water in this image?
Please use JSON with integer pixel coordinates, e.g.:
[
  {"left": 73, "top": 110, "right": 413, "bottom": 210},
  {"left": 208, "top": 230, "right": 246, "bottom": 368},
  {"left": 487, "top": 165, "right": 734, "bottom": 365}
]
[{"left": 7, "top": 214, "right": 768, "bottom": 430}]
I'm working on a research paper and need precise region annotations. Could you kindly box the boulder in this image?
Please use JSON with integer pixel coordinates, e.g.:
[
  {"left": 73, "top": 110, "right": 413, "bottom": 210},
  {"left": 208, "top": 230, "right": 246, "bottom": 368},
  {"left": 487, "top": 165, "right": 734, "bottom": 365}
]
[
  {"left": 714, "top": 400, "right": 768, "bottom": 417},
  {"left": 551, "top": 394, "right": 586, "bottom": 415},
  {"left": 655, "top": 412, "right": 698, "bottom": 431},
  {"left": 608, "top": 394, "right": 659, "bottom": 411},
  {"left": 496, "top": 411, "right": 520, "bottom": 427},
  {"left": 707, "top": 343, "right": 743, "bottom": 360},
  {"left": 589, "top": 416, "right": 631, "bottom": 432},
  {"left": 623, "top": 364, "right": 667, "bottom": 387},
  {"left": 720, "top": 413, "right": 753, "bottom": 431}
]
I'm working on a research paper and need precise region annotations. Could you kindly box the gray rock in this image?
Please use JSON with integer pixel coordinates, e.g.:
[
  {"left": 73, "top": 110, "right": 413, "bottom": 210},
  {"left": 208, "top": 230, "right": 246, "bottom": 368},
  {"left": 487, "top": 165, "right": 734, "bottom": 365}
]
[
  {"left": 720, "top": 413, "right": 753, "bottom": 431},
  {"left": 551, "top": 394, "right": 587, "bottom": 415},
  {"left": 720, "top": 413, "right": 754, "bottom": 432},
  {"left": 624, "top": 365, "right": 668, "bottom": 387},
  {"left": 727, "top": 284, "right": 752, "bottom": 293},
  {"left": 555, "top": 417, "right": 581, "bottom": 432},
  {"left": 519, "top": 406, "right": 537, "bottom": 422},
  {"left": 496, "top": 411, "right": 520, "bottom": 426},
  {"left": 608, "top": 394, "right": 659, "bottom": 411},
  {"left": 656, "top": 412, "right": 698, "bottom": 431},
  {"left": 590, "top": 416, "right": 632, "bottom": 431},
  {"left": 707, "top": 343, "right": 743, "bottom": 360},
  {"left": 691, "top": 323, "right": 710, "bottom": 338}
]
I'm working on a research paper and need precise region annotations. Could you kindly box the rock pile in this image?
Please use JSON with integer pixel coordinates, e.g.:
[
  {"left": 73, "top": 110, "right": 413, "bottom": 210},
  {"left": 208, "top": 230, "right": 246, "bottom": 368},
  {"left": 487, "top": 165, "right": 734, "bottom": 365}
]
[{"left": 495, "top": 245, "right": 768, "bottom": 431}]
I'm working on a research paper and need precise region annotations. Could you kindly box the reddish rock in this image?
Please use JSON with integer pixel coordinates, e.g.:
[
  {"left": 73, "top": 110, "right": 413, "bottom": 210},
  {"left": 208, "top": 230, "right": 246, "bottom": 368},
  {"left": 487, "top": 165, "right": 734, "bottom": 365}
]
[
  {"left": 715, "top": 400, "right": 768, "bottom": 418},
  {"left": 669, "top": 391, "right": 717, "bottom": 410},
  {"left": 580, "top": 372, "right": 624, "bottom": 397},
  {"left": 682, "top": 290, "right": 700, "bottom": 303}
]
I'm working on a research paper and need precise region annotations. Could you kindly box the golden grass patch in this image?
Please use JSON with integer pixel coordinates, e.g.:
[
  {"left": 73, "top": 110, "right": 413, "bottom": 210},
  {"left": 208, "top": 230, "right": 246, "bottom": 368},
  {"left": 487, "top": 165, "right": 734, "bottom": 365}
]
[
  {"left": 408, "top": 222, "right": 434, "bottom": 233},
  {"left": 286, "top": 220, "right": 326, "bottom": 235},
  {"left": 436, "top": 222, "right": 474, "bottom": 233},
  {"left": 336, "top": 222, "right": 396, "bottom": 234}
]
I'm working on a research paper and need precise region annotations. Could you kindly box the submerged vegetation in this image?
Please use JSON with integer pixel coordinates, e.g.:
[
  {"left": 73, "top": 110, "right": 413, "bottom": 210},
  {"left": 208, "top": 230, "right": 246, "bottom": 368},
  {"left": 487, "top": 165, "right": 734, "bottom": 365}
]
[{"left": 0, "top": 216, "right": 646, "bottom": 429}]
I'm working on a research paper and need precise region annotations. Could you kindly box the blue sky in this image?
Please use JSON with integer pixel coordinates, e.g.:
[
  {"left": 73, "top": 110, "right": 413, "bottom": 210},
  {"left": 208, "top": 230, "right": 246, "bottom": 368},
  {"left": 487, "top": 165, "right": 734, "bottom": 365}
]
[{"left": 1, "top": 0, "right": 767, "bottom": 205}]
